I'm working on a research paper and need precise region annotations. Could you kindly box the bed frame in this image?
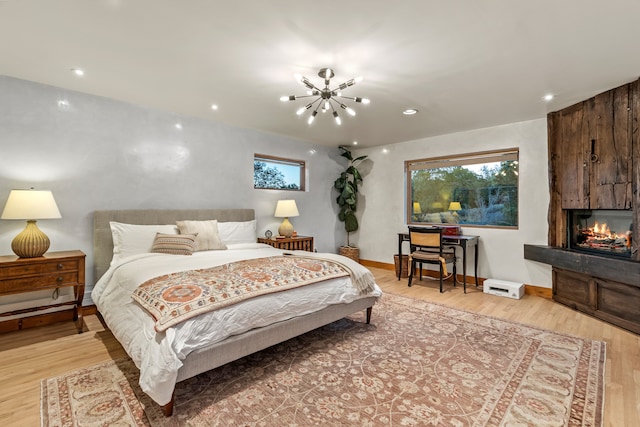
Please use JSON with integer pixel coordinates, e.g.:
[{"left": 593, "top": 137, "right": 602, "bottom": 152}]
[{"left": 93, "top": 209, "right": 376, "bottom": 416}]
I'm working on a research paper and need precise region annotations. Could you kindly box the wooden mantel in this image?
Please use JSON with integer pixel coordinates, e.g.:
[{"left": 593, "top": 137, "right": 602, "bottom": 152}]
[{"left": 524, "top": 245, "right": 640, "bottom": 287}]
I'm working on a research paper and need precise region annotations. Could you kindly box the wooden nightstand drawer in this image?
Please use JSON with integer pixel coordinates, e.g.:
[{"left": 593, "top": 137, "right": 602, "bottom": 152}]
[
  {"left": 0, "top": 271, "right": 79, "bottom": 294},
  {"left": 258, "top": 236, "right": 314, "bottom": 252},
  {"left": 0, "top": 250, "right": 86, "bottom": 333},
  {"left": 0, "top": 259, "right": 79, "bottom": 278}
]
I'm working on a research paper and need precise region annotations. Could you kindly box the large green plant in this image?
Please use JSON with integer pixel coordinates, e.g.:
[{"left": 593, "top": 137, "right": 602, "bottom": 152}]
[{"left": 334, "top": 146, "right": 368, "bottom": 247}]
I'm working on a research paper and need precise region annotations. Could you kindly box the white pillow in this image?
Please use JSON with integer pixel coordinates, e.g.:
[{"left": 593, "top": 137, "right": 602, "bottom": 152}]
[
  {"left": 110, "top": 222, "right": 179, "bottom": 263},
  {"left": 217, "top": 220, "right": 257, "bottom": 245}
]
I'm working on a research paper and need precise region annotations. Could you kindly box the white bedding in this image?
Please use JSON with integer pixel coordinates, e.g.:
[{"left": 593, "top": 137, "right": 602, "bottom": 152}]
[{"left": 91, "top": 243, "right": 382, "bottom": 406}]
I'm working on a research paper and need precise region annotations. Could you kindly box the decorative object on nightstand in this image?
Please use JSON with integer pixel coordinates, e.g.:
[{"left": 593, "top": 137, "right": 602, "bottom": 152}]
[
  {"left": 1, "top": 189, "right": 62, "bottom": 258},
  {"left": 265, "top": 230, "right": 273, "bottom": 239},
  {"left": 274, "top": 199, "right": 299, "bottom": 238}
]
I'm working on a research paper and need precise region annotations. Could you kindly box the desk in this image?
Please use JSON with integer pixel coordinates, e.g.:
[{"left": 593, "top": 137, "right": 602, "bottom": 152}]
[{"left": 398, "top": 233, "right": 479, "bottom": 288}]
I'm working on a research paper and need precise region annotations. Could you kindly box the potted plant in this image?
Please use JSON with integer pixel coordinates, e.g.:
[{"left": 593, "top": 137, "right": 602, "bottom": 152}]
[{"left": 334, "top": 146, "right": 368, "bottom": 261}]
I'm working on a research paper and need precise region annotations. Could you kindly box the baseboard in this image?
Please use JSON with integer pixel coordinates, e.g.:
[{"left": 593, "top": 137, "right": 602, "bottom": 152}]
[
  {"left": 360, "top": 259, "right": 394, "bottom": 271},
  {"left": 360, "top": 259, "right": 552, "bottom": 299},
  {"left": 360, "top": 259, "right": 481, "bottom": 288},
  {"left": 523, "top": 285, "right": 552, "bottom": 299}
]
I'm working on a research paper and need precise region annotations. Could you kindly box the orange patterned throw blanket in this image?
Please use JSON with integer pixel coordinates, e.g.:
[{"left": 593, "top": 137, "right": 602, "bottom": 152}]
[{"left": 132, "top": 255, "right": 350, "bottom": 332}]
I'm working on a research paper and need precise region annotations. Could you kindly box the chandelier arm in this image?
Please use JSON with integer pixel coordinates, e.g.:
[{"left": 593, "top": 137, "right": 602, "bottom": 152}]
[
  {"left": 330, "top": 78, "right": 357, "bottom": 92},
  {"left": 293, "top": 94, "right": 320, "bottom": 99},
  {"left": 336, "top": 95, "right": 370, "bottom": 104},
  {"left": 304, "top": 80, "right": 324, "bottom": 93}
]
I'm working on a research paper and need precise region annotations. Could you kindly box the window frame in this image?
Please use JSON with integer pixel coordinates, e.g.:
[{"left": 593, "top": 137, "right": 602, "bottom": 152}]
[
  {"left": 405, "top": 148, "right": 519, "bottom": 229},
  {"left": 254, "top": 153, "right": 306, "bottom": 191}
]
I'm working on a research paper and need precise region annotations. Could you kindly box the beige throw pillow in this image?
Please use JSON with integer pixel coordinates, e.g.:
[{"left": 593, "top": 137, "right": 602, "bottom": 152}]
[
  {"left": 150, "top": 233, "right": 197, "bottom": 255},
  {"left": 176, "top": 220, "right": 227, "bottom": 251}
]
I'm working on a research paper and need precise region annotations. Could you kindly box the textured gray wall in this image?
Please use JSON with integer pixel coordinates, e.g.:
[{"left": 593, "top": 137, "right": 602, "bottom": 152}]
[{"left": 0, "top": 75, "right": 345, "bottom": 303}]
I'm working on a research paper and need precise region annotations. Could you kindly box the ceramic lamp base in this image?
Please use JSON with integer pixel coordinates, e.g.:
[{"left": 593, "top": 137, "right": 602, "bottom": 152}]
[
  {"left": 278, "top": 217, "right": 294, "bottom": 238},
  {"left": 11, "top": 220, "right": 50, "bottom": 258}
]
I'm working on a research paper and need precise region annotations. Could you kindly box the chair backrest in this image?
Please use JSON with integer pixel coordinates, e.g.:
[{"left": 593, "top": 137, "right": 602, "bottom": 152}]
[{"left": 408, "top": 226, "right": 443, "bottom": 252}]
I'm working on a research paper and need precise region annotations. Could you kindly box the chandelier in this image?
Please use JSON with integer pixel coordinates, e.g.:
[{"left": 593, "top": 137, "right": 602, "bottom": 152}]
[{"left": 280, "top": 68, "right": 370, "bottom": 125}]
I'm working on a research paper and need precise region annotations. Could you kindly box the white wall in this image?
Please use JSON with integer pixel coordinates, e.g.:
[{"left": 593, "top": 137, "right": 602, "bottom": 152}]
[
  {"left": 352, "top": 119, "right": 553, "bottom": 288},
  {"left": 0, "top": 76, "right": 347, "bottom": 305},
  {"left": 0, "top": 74, "right": 553, "bottom": 316}
]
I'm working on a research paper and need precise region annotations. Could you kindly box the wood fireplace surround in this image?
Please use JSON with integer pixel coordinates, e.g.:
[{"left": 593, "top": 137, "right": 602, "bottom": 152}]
[{"left": 524, "top": 78, "right": 640, "bottom": 334}]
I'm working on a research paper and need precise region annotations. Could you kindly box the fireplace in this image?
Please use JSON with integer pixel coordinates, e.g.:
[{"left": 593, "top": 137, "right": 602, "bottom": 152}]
[{"left": 568, "top": 209, "right": 632, "bottom": 258}]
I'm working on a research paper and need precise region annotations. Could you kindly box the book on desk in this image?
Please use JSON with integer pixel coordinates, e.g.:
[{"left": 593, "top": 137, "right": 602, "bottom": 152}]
[{"left": 439, "top": 225, "right": 461, "bottom": 236}]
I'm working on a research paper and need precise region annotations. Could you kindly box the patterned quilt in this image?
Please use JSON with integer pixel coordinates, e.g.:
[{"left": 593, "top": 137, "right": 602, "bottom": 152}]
[{"left": 132, "top": 255, "right": 350, "bottom": 332}]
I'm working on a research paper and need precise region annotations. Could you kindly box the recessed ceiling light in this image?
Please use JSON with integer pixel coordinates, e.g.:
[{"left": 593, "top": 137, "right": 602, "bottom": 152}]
[
  {"left": 382, "top": 148, "right": 389, "bottom": 154},
  {"left": 211, "top": 104, "right": 218, "bottom": 110},
  {"left": 175, "top": 123, "right": 182, "bottom": 130},
  {"left": 353, "top": 141, "right": 358, "bottom": 145},
  {"left": 403, "top": 109, "right": 418, "bottom": 115},
  {"left": 543, "top": 94, "right": 554, "bottom": 101},
  {"left": 71, "top": 68, "right": 84, "bottom": 77}
]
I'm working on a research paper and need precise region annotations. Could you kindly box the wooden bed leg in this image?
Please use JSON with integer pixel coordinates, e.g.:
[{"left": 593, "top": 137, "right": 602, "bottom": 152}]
[
  {"left": 161, "top": 395, "right": 175, "bottom": 417},
  {"left": 366, "top": 306, "right": 372, "bottom": 324}
]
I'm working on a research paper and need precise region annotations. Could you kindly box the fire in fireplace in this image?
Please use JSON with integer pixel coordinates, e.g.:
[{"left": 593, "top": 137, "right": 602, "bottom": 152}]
[{"left": 568, "top": 209, "right": 632, "bottom": 258}]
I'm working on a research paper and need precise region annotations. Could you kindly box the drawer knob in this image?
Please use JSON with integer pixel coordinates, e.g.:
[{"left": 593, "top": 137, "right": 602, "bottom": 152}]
[
  {"left": 57, "top": 263, "right": 64, "bottom": 270},
  {"left": 56, "top": 276, "right": 64, "bottom": 283}
]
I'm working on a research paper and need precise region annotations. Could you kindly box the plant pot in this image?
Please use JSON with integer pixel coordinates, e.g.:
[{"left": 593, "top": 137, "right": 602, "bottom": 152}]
[
  {"left": 339, "top": 246, "right": 360, "bottom": 263},
  {"left": 394, "top": 254, "right": 409, "bottom": 278}
]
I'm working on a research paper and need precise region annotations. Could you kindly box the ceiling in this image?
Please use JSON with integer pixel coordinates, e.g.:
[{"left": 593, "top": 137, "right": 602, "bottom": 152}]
[{"left": 2, "top": 0, "right": 639, "bottom": 148}]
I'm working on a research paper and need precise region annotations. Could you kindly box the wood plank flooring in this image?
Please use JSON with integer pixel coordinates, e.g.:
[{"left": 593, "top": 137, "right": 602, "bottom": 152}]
[{"left": 0, "top": 267, "right": 638, "bottom": 426}]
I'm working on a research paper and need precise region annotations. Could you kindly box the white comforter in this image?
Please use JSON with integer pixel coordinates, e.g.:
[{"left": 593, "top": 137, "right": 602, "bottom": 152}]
[{"left": 91, "top": 243, "right": 382, "bottom": 406}]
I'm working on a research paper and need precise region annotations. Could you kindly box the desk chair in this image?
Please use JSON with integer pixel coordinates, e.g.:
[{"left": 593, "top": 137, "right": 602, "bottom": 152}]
[{"left": 407, "top": 226, "right": 459, "bottom": 293}]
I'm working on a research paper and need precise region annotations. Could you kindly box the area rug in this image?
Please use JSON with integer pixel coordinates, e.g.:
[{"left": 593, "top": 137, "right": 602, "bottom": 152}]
[{"left": 41, "top": 293, "right": 605, "bottom": 426}]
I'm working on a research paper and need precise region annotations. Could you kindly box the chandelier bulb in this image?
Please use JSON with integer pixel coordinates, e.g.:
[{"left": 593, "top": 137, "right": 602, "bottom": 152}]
[
  {"left": 297, "top": 104, "right": 311, "bottom": 115},
  {"left": 346, "top": 107, "right": 356, "bottom": 116},
  {"left": 281, "top": 95, "right": 296, "bottom": 102},
  {"left": 333, "top": 111, "right": 341, "bottom": 125},
  {"left": 308, "top": 111, "right": 318, "bottom": 125},
  {"left": 355, "top": 76, "right": 364, "bottom": 83}
]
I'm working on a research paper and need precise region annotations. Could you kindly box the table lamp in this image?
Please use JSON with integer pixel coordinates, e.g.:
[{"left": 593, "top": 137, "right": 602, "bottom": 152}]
[
  {"left": 448, "top": 201, "right": 462, "bottom": 212},
  {"left": 274, "top": 199, "right": 299, "bottom": 238},
  {"left": 1, "top": 189, "right": 62, "bottom": 258}
]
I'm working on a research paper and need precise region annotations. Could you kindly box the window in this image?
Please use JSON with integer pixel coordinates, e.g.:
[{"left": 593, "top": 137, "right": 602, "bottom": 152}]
[
  {"left": 254, "top": 154, "right": 305, "bottom": 191},
  {"left": 406, "top": 149, "right": 519, "bottom": 228}
]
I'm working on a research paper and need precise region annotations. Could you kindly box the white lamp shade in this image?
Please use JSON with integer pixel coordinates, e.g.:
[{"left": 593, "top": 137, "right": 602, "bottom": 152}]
[
  {"left": 1, "top": 190, "right": 62, "bottom": 220},
  {"left": 274, "top": 200, "right": 299, "bottom": 218}
]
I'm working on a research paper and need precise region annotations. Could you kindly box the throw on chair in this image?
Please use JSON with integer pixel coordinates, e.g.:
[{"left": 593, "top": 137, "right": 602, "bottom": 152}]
[{"left": 407, "top": 226, "right": 459, "bottom": 293}]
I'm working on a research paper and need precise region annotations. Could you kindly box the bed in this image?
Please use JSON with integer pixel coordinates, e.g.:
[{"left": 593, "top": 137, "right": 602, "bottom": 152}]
[{"left": 91, "top": 209, "right": 382, "bottom": 416}]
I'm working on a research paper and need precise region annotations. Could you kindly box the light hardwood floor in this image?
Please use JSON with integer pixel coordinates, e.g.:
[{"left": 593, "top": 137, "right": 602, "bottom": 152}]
[{"left": 0, "top": 267, "right": 638, "bottom": 426}]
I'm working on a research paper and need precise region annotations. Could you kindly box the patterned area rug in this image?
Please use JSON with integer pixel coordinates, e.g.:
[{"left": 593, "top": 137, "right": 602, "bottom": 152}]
[{"left": 41, "top": 293, "right": 605, "bottom": 426}]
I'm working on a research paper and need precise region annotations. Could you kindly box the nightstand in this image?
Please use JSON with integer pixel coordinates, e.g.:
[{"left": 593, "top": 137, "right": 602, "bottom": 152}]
[
  {"left": 0, "top": 250, "right": 86, "bottom": 333},
  {"left": 258, "top": 236, "right": 314, "bottom": 252}
]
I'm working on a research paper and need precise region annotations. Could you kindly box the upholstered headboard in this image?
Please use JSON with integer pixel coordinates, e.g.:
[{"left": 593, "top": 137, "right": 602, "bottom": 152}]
[{"left": 93, "top": 209, "right": 255, "bottom": 283}]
